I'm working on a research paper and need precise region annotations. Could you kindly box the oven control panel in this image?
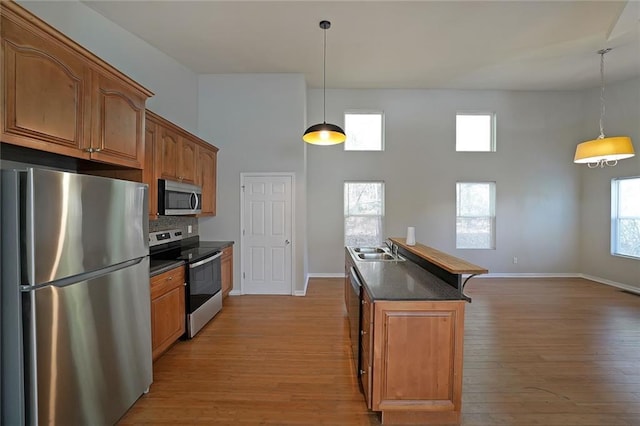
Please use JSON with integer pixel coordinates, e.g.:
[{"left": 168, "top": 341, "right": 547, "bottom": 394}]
[{"left": 149, "top": 229, "right": 183, "bottom": 247}]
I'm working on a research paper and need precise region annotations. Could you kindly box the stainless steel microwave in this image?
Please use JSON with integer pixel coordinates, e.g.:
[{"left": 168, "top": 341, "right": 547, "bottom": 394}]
[{"left": 158, "top": 179, "right": 202, "bottom": 215}]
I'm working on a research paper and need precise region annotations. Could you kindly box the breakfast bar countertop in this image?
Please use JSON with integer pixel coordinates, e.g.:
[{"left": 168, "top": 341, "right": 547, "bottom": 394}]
[{"left": 348, "top": 248, "right": 464, "bottom": 301}]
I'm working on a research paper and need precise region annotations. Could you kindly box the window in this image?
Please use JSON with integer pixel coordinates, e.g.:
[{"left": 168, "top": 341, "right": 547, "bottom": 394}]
[
  {"left": 344, "top": 182, "right": 385, "bottom": 247},
  {"left": 456, "top": 182, "right": 496, "bottom": 249},
  {"left": 456, "top": 112, "right": 496, "bottom": 152},
  {"left": 344, "top": 112, "right": 384, "bottom": 151},
  {"left": 612, "top": 177, "right": 640, "bottom": 259}
]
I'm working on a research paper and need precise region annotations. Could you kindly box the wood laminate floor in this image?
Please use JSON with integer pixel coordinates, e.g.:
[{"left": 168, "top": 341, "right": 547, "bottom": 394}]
[{"left": 120, "top": 278, "right": 640, "bottom": 425}]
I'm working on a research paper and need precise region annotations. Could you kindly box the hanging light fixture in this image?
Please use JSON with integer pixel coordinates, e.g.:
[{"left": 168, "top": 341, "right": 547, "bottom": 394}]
[
  {"left": 303, "top": 20, "right": 346, "bottom": 145},
  {"left": 574, "top": 48, "right": 635, "bottom": 168}
]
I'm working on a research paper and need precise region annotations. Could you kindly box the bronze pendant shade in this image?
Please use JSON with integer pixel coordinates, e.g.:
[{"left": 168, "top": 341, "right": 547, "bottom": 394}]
[{"left": 303, "top": 20, "right": 346, "bottom": 145}]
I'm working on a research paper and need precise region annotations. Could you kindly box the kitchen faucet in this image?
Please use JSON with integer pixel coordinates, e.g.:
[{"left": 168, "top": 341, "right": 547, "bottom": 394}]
[{"left": 385, "top": 239, "right": 398, "bottom": 257}]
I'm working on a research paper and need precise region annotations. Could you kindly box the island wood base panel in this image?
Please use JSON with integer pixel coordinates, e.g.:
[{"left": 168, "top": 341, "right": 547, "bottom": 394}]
[{"left": 381, "top": 409, "right": 460, "bottom": 425}]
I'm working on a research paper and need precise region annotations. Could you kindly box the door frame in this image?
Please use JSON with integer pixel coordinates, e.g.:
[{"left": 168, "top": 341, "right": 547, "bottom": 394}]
[{"left": 239, "top": 172, "right": 296, "bottom": 295}]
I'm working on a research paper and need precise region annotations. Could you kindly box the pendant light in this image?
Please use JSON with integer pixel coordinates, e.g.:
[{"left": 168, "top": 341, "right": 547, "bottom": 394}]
[
  {"left": 303, "top": 20, "right": 346, "bottom": 145},
  {"left": 574, "top": 48, "right": 635, "bottom": 168}
]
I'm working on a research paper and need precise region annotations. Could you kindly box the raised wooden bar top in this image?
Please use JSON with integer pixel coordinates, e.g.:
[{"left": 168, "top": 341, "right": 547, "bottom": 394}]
[{"left": 390, "top": 237, "right": 488, "bottom": 275}]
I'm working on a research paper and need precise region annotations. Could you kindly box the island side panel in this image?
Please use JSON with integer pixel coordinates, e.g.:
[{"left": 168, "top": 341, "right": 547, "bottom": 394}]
[{"left": 372, "top": 300, "right": 465, "bottom": 424}]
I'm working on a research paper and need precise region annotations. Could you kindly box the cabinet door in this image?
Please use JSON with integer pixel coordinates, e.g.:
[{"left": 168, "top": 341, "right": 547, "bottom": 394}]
[
  {"left": 178, "top": 138, "right": 197, "bottom": 184},
  {"left": 371, "top": 301, "right": 465, "bottom": 415},
  {"left": 1, "top": 15, "right": 91, "bottom": 157},
  {"left": 90, "top": 72, "right": 145, "bottom": 168},
  {"left": 198, "top": 145, "right": 217, "bottom": 216},
  {"left": 150, "top": 267, "right": 186, "bottom": 361},
  {"left": 151, "top": 286, "right": 185, "bottom": 361},
  {"left": 158, "top": 126, "right": 180, "bottom": 180},
  {"left": 144, "top": 120, "right": 158, "bottom": 219},
  {"left": 221, "top": 246, "right": 233, "bottom": 298}
]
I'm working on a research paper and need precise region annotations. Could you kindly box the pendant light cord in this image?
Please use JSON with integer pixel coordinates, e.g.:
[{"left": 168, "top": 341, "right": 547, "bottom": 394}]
[
  {"left": 598, "top": 49, "right": 609, "bottom": 139},
  {"left": 323, "top": 24, "right": 327, "bottom": 122}
]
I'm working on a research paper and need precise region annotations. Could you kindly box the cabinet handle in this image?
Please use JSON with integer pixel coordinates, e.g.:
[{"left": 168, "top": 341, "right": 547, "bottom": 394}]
[
  {"left": 168, "top": 276, "right": 173, "bottom": 280},
  {"left": 360, "top": 330, "right": 366, "bottom": 336},
  {"left": 93, "top": 148, "right": 102, "bottom": 152},
  {"left": 360, "top": 369, "right": 366, "bottom": 375}
]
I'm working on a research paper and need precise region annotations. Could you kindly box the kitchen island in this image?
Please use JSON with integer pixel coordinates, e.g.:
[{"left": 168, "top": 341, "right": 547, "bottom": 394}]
[{"left": 345, "top": 238, "right": 487, "bottom": 425}]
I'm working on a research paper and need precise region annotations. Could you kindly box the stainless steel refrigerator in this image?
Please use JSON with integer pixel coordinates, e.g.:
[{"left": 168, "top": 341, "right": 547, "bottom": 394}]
[{"left": 1, "top": 168, "right": 152, "bottom": 425}]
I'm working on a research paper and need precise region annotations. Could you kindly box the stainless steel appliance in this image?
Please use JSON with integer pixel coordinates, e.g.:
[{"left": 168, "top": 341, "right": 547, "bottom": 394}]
[
  {"left": 1, "top": 168, "right": 152, "bottom": 426},
  {"left": 348, "top": 267, "right": 362, "bottom": 372},
  {"left": 149, "top": 230, "right": 222, "bottom": 338},
  {"left": 158, "top": 179, "right": 202, "bottom": 215}
]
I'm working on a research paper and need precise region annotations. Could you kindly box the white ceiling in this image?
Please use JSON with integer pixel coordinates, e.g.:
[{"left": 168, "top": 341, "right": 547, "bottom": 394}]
[{"left": 82, "top": 0, "right": 640, "bottom": 91}]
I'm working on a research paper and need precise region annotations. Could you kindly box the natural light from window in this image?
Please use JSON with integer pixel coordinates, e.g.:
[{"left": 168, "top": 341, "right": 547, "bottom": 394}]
[
  {"left": 612, "top": 177, "right": 640, "bottom": 259},
  {"left": 456, "top": 182, "right": 496, "bottom": 249},
  {"left": 344, "top": 182, "right": 385, "bottom": 247},
  {"left": 456, "top": 113, "right": 495, "bottom": 152},
  {"left": 344, "top": 112, "right": 384, "bottom": 151}
]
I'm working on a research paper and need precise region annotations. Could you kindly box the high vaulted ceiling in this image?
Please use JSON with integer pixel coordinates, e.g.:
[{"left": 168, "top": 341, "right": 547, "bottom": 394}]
[{"left": 83, "top": 0, "right": 640, "bottom": 91}]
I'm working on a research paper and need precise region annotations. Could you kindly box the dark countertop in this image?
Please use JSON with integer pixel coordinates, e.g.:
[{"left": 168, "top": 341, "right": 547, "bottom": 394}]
[
  {"left": 348, "top": 249, "right": 464, "bottom": 301},
  {"left": 196, "top": 240, "right": 234, "bottom": 250},
  {"left": 149, "top": 240, "right": 233, "bottom": 277},
  {"left": 150, "top": 259, "right": 185, "bottom": 277}
]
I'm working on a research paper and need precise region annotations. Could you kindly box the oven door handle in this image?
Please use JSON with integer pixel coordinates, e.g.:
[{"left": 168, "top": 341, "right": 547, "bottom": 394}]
[{"left": 189, "top": 251, "right": 223, "bottom": 269}]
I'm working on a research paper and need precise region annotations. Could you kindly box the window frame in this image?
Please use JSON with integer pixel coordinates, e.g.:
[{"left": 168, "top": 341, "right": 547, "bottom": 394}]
[
  {"left": 455, "top": 181, "right": 496, "bottom": 250},
  {"left": 611, "top": 176, "right": 640, "bottom": 260},
  {"left": 455, "top": 111, "right": 497, "bottom": 152},
  {"left": 344, "top": 180, "right": 385, "bottom": 247},
  {"left": 344, "top": 110, "right": 385, "bottom": 152}
]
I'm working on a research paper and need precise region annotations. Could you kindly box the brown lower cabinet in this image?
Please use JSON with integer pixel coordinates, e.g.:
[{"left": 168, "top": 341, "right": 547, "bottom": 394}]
[
  {"left": 221, "top": 245, "right": 233, "bottom": 298},
  {"left": 359, "top": 288, "right": 466, "bottom": 425},
  {"left": 150, "top": 266, "right": 186, "bottom": 361}
]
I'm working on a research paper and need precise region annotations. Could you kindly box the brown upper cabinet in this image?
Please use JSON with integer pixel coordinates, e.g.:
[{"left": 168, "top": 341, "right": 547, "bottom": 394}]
[
  {"left": 197, "top": 145, "right": 217, "bottom": 216},
  {"left": 156, "top": 124, "right": 198, "bottom": 184},
  {"left": 146, "top": 110, "right": 218, "bottom": 219},
  {"left": 0, "top": 2, "right": 152, "bottom": 169}
]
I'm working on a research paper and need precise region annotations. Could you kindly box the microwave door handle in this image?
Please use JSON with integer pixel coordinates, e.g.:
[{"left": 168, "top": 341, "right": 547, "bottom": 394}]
[
  {"left": 190, "top": 192, "right": 197, "bottom": 210},
  {"left": 189, "top": 252, "right": 223, "bottom": 269}
]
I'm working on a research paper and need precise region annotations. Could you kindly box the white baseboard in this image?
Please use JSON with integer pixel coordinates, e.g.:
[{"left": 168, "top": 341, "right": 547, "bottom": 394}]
[
  {"left": 296, "top": 273, "right": 347, "bottom": 297},
  {"left": 304, "top": 272, "right": 639, "bottom": 296},
  {"left": 307, "top": 273, "right": 346, "bottom": 278},
  {"left": 470, "top": 272, "right": 581, "bottom": 279},
  {"left": 580, "top": 274, "right": 640, "bottom": 294},
  {"left": 228, "top": 290, "right": 242, "bottom": 296}
]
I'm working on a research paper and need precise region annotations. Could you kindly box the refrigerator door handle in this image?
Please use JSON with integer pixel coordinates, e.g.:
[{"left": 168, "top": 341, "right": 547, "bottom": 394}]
[{"left": 20, "top": 258, "right": 146, "bottom": 291}]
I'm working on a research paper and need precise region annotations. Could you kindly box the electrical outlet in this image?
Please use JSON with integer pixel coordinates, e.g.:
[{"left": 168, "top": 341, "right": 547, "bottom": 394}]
[
  {"left": 188, "top": 225, "right": 193, "bottom": 234},
  {"left": 513, "top": 256, "right": 518, "bottom": 264}
]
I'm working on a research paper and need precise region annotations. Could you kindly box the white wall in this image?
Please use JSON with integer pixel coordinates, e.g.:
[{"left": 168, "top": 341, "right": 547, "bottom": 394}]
[
  {"left": 307, "top": 89, "right": 584, "bottom": 276},
  {"left": 17, "top": 0, "right": 199, "bottom": 133},
  {"left": 197, "top": 74, "right": 308, "bottom": 294},
  {"left": 579, "top": 77, "right": 640, "bottom": 289}
]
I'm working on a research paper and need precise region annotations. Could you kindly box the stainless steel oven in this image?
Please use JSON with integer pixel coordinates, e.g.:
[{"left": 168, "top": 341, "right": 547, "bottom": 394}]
[
  {"left": 158, "top": 179, "right": 202, "bottom": 215},
  {"left": 186, "top": 251, "right": 223, "bottom": 338},
  {"left": 149, "top": 229, "right": 223, "bottom": 339}
]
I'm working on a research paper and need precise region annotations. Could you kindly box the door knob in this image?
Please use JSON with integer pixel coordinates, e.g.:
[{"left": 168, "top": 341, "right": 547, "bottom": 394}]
[{"left": 285, "top": 239, "right": 290, "bottom": 245}]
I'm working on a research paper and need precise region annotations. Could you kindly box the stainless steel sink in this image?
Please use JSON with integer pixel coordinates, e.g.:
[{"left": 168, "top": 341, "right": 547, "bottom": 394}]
[
  {"left": 357, "top": 253, "right": 395, "bottom": 260},
  {"left": 353, "top": 247, "right": 385, "bottom": 254}
]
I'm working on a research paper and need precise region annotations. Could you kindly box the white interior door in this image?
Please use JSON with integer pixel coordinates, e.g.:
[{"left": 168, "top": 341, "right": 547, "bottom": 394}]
[{"left": 241, "top": 174, "right": 293, "bottom": 295}]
